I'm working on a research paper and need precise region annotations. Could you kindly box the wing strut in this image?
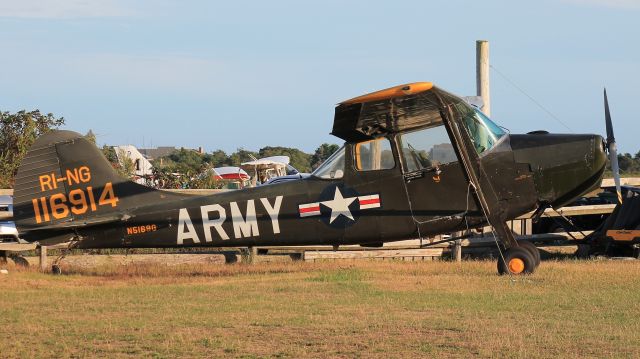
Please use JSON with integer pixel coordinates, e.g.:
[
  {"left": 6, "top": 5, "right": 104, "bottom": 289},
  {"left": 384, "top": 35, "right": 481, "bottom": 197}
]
[{"left": 434, "top": 93, "right": 518, "bottom": 249}]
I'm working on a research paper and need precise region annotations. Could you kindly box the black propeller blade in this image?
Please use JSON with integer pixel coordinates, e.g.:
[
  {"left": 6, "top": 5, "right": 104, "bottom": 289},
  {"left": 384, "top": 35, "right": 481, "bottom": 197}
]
[{"left": 604, "top": 88, "right": 622, "bottom": 204}]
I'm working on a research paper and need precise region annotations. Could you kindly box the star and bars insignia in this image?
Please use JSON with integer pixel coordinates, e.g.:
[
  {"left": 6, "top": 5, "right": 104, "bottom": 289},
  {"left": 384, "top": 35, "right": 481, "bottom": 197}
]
[{"left": 298, "top": 186, "right": 381, "bottom": 225}]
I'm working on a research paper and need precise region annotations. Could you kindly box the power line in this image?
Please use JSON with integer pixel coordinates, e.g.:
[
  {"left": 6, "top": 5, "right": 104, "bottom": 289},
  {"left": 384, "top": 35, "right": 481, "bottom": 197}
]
[{"left": 490, "top": 64, "right": 573, "bottom": 132}]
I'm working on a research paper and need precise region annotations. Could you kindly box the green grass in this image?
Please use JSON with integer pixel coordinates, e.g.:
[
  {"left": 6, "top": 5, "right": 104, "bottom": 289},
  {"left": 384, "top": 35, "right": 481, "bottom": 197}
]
[{"left": 1, "top": 259, "right": 639, "bottom": 358}]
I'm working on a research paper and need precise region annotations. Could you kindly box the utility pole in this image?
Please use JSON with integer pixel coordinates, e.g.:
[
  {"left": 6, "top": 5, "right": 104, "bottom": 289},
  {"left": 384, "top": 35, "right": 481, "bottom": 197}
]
[{"left": 476, "top": 40, "right": 491, "bottom": 116}]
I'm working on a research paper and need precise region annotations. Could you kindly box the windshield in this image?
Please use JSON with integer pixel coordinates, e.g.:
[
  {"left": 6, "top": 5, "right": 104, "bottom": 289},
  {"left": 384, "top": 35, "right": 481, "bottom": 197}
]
[
  {"left": 459, "top": 107, "right": 506, "bottom": 154},
  {"left": 311, "top": 146, "right": 345, "bottom": 179}
]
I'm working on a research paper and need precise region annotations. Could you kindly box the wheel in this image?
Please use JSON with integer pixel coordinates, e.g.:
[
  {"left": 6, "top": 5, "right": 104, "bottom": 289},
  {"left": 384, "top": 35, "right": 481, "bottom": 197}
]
[
  {"left": 10, "top": 255, "right": 29, "bottom": 267},
  {"left": 517, "top": 240, "right": 541, "bottom": 267},
  {"left": 51, "top": 264, "right": 62, "bottom": 275},
  {"left": 497, "top": 247, "right": 536, "bottom": 275},
  {"left": 223, "top": 252, "right": 238, "bottom": 264},
  {"left": 575, "top": 244, "right": 591, "bottom": 259}
]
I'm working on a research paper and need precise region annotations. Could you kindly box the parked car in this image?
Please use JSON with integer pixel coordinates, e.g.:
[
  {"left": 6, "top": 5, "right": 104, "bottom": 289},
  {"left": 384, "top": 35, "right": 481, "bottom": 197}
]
[
  {"left": 261, "top": 173, "right": 310, "bottom": 186},
  {"left": 0, "top": 195, "right": 19, "bottom": 242},
  {"left": 0, "top": 221, "right": 19, "bottom": 243}
]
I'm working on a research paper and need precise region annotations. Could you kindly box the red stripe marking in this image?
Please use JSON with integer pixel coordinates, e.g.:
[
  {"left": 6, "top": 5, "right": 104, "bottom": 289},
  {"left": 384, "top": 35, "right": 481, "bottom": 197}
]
[
  {"left": 299, "top": 205, "right": 320, "bottom": 213},
  {"left": 359, "top": 198, "right": 380, "bottom": 206}
]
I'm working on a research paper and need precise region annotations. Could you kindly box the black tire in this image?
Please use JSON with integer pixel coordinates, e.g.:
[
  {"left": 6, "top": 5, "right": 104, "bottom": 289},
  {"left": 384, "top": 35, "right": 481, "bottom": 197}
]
[
  {"left": 575, "top": 244, "right": 591, "bottom": 259},
  {"left": 51, "top": 264, "right": 62, "bottom": 275},
  {"left": 10, "top": 255, "right": 29, "bottom": 267},
  {"left": 517, "top": 240, "right": 541, "bottom": 267},
  {"left": 497, "top": 247, "right": 536, "bottom": 275},
  {"left": 223, "top": 252, "right": 238, "bottom": 264}
]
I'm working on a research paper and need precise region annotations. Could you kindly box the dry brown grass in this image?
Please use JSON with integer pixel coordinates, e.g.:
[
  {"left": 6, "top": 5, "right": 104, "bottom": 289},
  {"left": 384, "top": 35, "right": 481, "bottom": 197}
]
[{"left": 1, "top": 258, "right": 639, "bottom": 358}]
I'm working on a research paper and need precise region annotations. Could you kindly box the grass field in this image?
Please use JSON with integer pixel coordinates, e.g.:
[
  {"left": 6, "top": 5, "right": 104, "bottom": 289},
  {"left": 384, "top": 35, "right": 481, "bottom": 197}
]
[{"left": 1, "top": 259, "right": 639, "bottom": 358}]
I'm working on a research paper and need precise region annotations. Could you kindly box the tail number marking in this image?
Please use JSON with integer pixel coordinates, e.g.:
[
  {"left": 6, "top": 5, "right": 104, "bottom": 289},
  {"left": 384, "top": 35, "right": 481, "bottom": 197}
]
[
  {"left": 31, "top": 182, "right": 119, "bottom": 223},
  {"left": 127, "top": 224, "right": 158, "bottom": 235},
  {"left": 39, "top": 166, "right": 91, "bottom": 192}
]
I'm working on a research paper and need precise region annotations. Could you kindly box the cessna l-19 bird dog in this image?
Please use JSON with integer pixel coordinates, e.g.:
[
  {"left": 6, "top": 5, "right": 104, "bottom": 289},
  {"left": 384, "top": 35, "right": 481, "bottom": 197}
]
[{"left": 13, "top": 82, "right": 608, "bottom": 274}]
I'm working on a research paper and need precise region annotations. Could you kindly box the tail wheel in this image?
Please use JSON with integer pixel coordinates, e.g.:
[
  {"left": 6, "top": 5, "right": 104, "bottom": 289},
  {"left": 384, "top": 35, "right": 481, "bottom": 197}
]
[
  {"left": 497, "top": 247, "right": 536, "bottom": 275},
  {"left": 517, "top": 240, "right": 541, "bottom": 267}
]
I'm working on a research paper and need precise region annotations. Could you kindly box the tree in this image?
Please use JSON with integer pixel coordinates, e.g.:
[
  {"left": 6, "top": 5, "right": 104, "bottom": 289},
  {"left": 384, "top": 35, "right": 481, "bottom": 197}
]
[
  {"left": 116, "top": 148, "right": 136, "bottom": 179},
  {"left": 85, "top": 129, "right": 97, "bottom": 146},
  {"left": 310, "top": 143, "right": 340, "bottom": 170},
  {"left": 0, "top": 110, "right": 64, "bottom": 188},
  {"left": 229, "top": 148, "right": 259, "bottom": 167},
  {"left": 102, "top": 145, "right": 118, "bottom": 164},
  {"left": 164, "top": 148, "right": 208, "bottom": 175},
  {"left": 606, "top": 152, "right": 640, "bottom": 176},
  {"left": 207, "top": 149, "right": 232, "bottom": 167}
]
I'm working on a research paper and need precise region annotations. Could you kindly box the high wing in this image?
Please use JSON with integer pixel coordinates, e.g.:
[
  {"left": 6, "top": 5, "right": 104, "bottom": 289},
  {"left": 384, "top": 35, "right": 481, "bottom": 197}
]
[{"left": 332, "top": 82, "right": 462, "bottom": 141}]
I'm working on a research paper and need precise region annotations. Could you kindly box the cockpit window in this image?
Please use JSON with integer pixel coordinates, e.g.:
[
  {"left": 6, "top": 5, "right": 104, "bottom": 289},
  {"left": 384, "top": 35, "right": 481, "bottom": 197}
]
[
  {"left": 399, "top": 125, "right": 458, "bottom": 172},
  {"left": 355, "top": 138, "right": 395, "bottom": 171},
  {"left": 458, "top": 106, "right": 506, "bottom": 154},
  {"left": 311, "top": 145, "right": 345, "bottom": 179}
]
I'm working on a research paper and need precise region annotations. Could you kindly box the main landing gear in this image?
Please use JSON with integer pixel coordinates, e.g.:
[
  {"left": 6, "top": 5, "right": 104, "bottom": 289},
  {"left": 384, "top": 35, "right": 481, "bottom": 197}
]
[{"left": 497, "top": 241, "right": 541, "bottom": 275}]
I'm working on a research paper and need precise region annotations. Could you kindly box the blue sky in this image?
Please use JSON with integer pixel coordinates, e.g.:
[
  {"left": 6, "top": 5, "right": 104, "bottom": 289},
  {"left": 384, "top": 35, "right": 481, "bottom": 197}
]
[{"left": 0, "top": 0, "right": 638, "bottom": 154}]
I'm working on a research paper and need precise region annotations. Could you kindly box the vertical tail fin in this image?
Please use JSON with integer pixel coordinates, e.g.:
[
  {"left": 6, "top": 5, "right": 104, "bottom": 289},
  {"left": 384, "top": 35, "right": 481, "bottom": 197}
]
[{"left": 13, "top": 130, "right": 184, "bottom": 243}]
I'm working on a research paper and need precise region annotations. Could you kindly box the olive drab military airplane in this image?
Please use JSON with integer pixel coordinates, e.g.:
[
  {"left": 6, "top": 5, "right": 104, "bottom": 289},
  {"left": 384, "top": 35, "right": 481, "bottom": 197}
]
[{"left": 13, "top": 82, "right": 609, "bottom": 275}]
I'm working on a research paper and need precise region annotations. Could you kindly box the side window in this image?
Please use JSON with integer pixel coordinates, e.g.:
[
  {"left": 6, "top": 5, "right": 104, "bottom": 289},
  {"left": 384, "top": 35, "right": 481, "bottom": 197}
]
[
  {"left": 399, "top": 125, "right": 458, "bottom": 172},
  {"left": 355, "top": 138, "right": 395, "bottom": 171},
  {"left": 312, "top": 146, "right": 345, "bottom": 179}
]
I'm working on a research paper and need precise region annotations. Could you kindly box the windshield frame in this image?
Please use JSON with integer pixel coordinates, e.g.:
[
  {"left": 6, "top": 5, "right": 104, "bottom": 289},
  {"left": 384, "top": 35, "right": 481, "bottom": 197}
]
[
  {"left": 457, "top": 105, "right": 507, "bottom": 155},
  {"left": 473, "top": 109, "right": 506, "bottom": 140}
]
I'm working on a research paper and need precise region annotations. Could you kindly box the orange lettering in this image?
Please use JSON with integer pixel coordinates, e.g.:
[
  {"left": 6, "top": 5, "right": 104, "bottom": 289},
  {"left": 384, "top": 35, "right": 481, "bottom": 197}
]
[
  {"left": 39, "top": 175, "right": 53, "bottom": 192},
  {"left": 69, "top": 189, "right": 88, "bottom": 215},
  {"left": 66, "top": 168, "right": 79, "bottom": 185},
  {"left": 98, "top": 182, "right": 119, "bottom": 208},
  {"left": 40, "top": 197, "right": 50, "bottom": 222},
  {"left": 86, "top": 186, "right": 97, "bottom": 211},
  {"left": 32, "top": 198, "right": 42, "bottom": 223},
  {"left": 79, "top": 166, "right": 91, "bottom": 183},
  {"left": 50, "top": 193, "right": 69, "bottom": 220}
]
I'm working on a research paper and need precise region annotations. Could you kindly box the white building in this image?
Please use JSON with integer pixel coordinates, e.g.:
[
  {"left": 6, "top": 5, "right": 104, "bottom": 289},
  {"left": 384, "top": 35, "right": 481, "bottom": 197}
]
[{"left": 114, "top": 145, "right": 154, "bottom": 184}]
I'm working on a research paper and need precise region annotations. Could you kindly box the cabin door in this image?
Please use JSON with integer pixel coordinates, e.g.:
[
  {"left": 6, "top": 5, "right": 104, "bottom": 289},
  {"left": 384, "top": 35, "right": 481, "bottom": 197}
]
[{"left": 395, "top": 124, "right": 478, "bottom": 232}]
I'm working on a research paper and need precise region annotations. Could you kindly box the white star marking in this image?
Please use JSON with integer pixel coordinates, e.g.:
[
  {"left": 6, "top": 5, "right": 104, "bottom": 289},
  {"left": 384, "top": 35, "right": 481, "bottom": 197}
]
[{"left": 321, "top": 187, "right": 357, "bottom": 224}]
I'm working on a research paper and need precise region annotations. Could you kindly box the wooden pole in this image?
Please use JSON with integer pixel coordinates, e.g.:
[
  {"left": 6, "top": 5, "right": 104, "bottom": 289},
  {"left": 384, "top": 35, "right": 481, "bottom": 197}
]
[
  {"left": 453, "top": 240, "right": 462, "bottom": 262},
  {"left": 38, "top": 246, "right": 47, "bottom": 271},
  {"left": 476, "top": 40, "right": 491, "bottom": 116},
  {"left": 452, "top": 232, "right": 462, "bottom": 262},
  {"left": 242, "top": 246, "right": 257, "bottom": 264}
]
